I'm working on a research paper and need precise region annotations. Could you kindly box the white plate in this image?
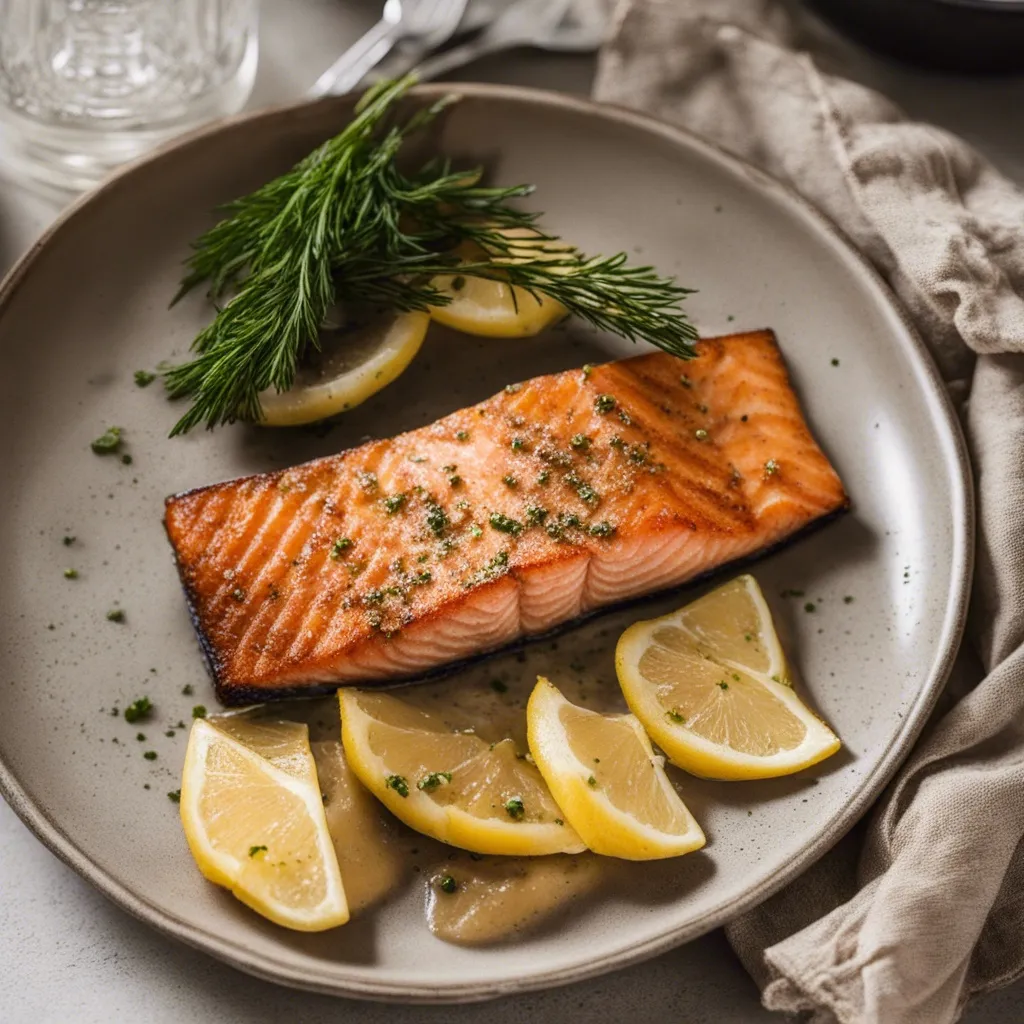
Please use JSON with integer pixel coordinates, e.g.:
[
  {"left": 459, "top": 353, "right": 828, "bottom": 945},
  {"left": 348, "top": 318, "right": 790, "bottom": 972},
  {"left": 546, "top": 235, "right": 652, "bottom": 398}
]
[{"left": 0, "top": 85, "right": 972, "bottom": 1001}]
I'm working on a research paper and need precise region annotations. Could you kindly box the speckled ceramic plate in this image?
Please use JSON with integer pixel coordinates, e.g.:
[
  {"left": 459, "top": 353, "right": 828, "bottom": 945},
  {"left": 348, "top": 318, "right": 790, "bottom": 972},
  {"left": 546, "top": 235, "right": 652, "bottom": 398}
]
[{"left": 0, "top": 85, "right": 972, "bottom": 1001}]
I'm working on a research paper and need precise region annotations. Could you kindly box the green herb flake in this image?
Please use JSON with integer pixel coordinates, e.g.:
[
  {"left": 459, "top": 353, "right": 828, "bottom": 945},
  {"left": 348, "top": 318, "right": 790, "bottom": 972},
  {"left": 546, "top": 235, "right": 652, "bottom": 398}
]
[
  {"left": 804, "top": 602, "right": 817, "bottom": 613},
  {"left": 135, "top": 732, "right": 146, "bottom": 742},
  {"left": 680, "top": 375, "right": 692, "bottom": 389},
  {"left": 90, "top": 426, "right": 123, "bottom": 455},
  {"left": 781, "top": 588, "right": 805, "bottom": 598},
  {"left": 588, "top": 521, "right": 615, "bottom": 538},
  {"left": 594, "top": 394, "right": 617, "bottom": 414},
  {"left": 570, "top": 433, "right": 591, "bottom": 450},
  {"left": 448, "top": 473, "right": 462, "bottom": 487},
  {"left": 504, "top": 383, "right": 523, "bottom": 394},
  {"left": 609, "top": 436, "right": 625, "bottom": 449},
  {"left": 331, "top": 537, "right": 353, "bottom": 559},
  {"left": 168, "top": 790, "right": 181, "bottom": 803},
  {"left": 667, "top": 710, "right": 685, "bottom": 723},
  {"left": 504, "top": 796, "right": 525, "bottom": 820},
  {"left": 581, "top": 364, "right": 595, "bottom": 379},
  {"left": 489, "top": 512, "right": 523, "bottom": 536},
  {"left": 124, "top": 697, "right": 152, "bottom": 724},
  {"left": 382, "top": 493, "right": 407, "bottom": 515},
  {"left": 385, "top": 774, "right": 410, "bottom": 798},
  {"left": 192, "top": 705, "right": 207, "bottom": 719},
  {"left": 502, "top": 475, "right": 518, "bottom": 489},
  {"left": 537, "top": 470, "right": 550, "bottom": 485},
  {"left": 248, "top": 845, "right": 267, "bottom": 858},
  {"left": 469, "top": 524, "right": 483, "bottom": 539},
  {"left": 718, "top": 681, "right": 729, "bottom": 690},
  {"left": 134, "top": 370, "right": 157, "bottom": 388},
  {"left": 358, "top": 471, "right": 379, "bottom": 492},
  {"left": 831, "top": 358, "right": 840, "bottom": 367},
  {"left": 525, "top": 505, "right": 548, "bottom": 526},
  {"left": 455, "top": 430, "right": 470, "bottom": 442},
  {"left": 106, "top": 608, "right": 125, "bottom": 623},
  {"left": 764, "top": 459, "right": 780, "bottom": 477},
  {"left": 181, "top": 684, "right": 193, "bottom": 696},
  {"left": 511, "top": 437, "right": 527, "bottom": 452},
  {"left": 143, "top": 750, "right": 157, "bottom": 761},
  {"left": 843, "top": 595, "right": 855, "bottom": 604},
  {"left": 62, "top": 535, "right": 76, "bottom": 546},
  {"left": 439, "top": 874, "right": 458, "bottom": 894},
  {"left": 490, "top": 679, "right": 509, "bottom": 693},
  {"left": 417, "top": 771, "right": 452, "bottom": 792},
  {"left": 425, "top": 501, "right": 450, "bottom": 537},
  {"left": 575, "top": 481, "right": 599, "bottom": 505},
  {"left": 587, "top": 775, "right": 597, "bottom": 788},
  {"left": 63, "top": 567, "right": 79, "bottom": 579},
  {"left": 230, "top": 587, "right": 245, "bottom": 602}
]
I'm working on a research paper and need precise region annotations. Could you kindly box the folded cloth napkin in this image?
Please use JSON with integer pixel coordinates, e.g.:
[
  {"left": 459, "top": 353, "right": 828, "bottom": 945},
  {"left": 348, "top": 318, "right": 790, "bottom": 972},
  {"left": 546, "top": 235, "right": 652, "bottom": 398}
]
[{"left": 594, "top": 3, "right": 1024, "bottom": 1022}]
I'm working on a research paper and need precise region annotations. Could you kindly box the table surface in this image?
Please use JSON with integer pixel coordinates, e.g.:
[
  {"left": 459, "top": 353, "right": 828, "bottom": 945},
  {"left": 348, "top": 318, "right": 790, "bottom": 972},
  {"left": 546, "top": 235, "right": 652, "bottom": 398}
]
[{"left": 2, "top": 3, "right": 1023, "bottom": 1021}]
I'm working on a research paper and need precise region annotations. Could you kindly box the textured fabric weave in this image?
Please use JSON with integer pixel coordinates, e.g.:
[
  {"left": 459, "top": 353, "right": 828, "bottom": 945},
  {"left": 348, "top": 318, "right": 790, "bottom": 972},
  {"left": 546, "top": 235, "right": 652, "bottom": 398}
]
[{"left": 595, "top": 3, "right": 1024, "bottom": 1022}]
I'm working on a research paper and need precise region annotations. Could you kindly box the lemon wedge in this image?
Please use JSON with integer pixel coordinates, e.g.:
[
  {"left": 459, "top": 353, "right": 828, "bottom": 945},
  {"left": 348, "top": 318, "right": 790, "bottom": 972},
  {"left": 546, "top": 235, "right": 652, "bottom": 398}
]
[
  {"left": 616, "top": 576, "right": 840, "bottom": 781},
  {"left": 527, "top": 678, "right": 705, "bottom": 860},
  {"left": 339, "top": 689, "right": 584, "bottom": 856},
  {"left": 429, "top": 228, "right": 568, "bottom": 338},
  {"left": 179, "top": 717, "right": 349, "bottom": 931},
  {"left": 258, "top": 308, "right": 429, "bottom": 427}
]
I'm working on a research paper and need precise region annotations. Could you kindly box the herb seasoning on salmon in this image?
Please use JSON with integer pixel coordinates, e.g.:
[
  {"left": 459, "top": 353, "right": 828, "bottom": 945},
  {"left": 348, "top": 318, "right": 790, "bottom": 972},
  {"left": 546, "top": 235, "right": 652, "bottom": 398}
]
[{"left": 164, "top": 331, "right": 848, "bottom": 705}]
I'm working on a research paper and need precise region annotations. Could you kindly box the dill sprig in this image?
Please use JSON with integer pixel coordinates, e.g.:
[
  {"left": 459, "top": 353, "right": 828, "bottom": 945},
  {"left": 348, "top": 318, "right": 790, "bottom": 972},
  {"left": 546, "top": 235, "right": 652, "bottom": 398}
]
[{"left": 164, "top": 76, "right": 697, "bottom": 435}]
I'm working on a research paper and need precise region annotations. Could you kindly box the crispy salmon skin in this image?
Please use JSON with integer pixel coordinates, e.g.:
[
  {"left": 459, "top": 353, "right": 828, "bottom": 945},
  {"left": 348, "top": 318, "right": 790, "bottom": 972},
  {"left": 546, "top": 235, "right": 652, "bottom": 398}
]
[{"left": 165, "top": 330, "right": 848, "bottom": 705}]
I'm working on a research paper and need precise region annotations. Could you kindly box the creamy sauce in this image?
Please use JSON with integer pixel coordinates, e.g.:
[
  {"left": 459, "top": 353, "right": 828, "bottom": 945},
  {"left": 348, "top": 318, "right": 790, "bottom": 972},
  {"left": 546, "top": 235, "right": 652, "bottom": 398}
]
[{"left": 236, "top": 612, "right": 647, "bottom": 944}]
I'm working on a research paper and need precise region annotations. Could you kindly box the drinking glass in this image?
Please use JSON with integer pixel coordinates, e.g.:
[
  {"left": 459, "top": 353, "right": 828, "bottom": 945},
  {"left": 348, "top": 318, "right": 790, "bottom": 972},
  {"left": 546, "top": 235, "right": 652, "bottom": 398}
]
[{"left": 0, "top": 0, "right": 259, "bottom": 194}]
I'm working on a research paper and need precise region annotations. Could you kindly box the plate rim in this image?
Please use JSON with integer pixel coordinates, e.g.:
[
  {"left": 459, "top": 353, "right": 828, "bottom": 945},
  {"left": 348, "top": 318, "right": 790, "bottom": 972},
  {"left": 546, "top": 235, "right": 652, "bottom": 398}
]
[{"left": 0, "top": 82, "right": 975, "bottom": 1003}]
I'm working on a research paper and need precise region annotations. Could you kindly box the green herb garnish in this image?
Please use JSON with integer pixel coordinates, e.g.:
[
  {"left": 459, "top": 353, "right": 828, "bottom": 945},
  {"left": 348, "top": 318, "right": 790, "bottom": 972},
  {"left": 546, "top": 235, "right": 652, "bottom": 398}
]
[
  {"left": 63, "top": 567, "right": 78, "bottom": 579},
  {"left": 439, "top": 874, "right": 458, "bottom": 894},
  {"left": 91, "top": 426, "right": 123, "bottom": 454},
  {"left": 489, "top": 512, "right": 523, "bottom": 536},
  {"left": 594, "top": 394, "right": 617, "bottom": 414},
  {"left": 385, "top": 774, "right": 410, "bottom": 798},
  {"left": 124, "top": 697, "right": 152, "bottom": 723},
  {"left": 134, "top": 370, "right": 156, "bottom": 387},
  {"left": 143, "top": 750, "right": 157, "bottom": 761},
  {"left": 248, "top": 845, "right": 267, "bottom": 857},
  {"left": 417, "top": 771, "right": 452, "bottom": 792},
  {"left": 192, "top": 705, "right": 207, "bottom": 719},
  {"left": 106, "top": 608, "right": 125, "bottom": 623},
  {"left": 168, "top": 790, "right": 181, "bottom": 803},
  {"left": 504, "top": 796, "right": 525, "bottom": 820},
  {"left": 331, "top": 537, "right": 353, "bottom": 559},
  {"left": 163, "top": 77, "right": 697, "bottom": 434}
]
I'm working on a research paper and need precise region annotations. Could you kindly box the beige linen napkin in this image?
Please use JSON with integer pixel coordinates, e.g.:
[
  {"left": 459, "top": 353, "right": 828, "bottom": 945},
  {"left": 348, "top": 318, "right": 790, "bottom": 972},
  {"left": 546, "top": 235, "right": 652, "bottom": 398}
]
[{"left": 595, "top": 3, "right": 1024, "bottom": 1023}]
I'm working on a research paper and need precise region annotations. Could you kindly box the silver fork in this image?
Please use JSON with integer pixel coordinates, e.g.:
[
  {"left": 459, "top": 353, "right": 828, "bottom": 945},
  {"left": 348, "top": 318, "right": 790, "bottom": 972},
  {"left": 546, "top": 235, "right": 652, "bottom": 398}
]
[
  {"left": 309, "top": 0, "right": 469, "bottom": 98},
  {"left": 412, "top": 0, "right": 604, "bottom": 82}
]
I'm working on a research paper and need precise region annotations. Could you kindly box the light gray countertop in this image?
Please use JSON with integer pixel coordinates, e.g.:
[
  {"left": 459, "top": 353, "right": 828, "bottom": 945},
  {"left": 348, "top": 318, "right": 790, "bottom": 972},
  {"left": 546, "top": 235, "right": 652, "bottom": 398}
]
[{"left": 2, "top": 2, "right": 1022, "bottom": 1020}]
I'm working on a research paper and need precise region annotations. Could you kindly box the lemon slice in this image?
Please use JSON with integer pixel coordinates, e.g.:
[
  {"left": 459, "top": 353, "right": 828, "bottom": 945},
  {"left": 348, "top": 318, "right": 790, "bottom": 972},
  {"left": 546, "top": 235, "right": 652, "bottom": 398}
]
[
  {"left": 429, "top": 228, "right": 568, "bottom": 338},
  {"left": 616, "top": 576, "right": 840, "bottom": 781},
  {"left": 258, "top": 308, "right": 429, "bottom": 426},
  {"left": 527, "top": 678, "right": 705, "bottom": 860},
  {"left": 339, "top": 689, "right": 584, "bottom": 856},
  {"left": 179, "top": 717, "right": 349, "bottom": 931}
]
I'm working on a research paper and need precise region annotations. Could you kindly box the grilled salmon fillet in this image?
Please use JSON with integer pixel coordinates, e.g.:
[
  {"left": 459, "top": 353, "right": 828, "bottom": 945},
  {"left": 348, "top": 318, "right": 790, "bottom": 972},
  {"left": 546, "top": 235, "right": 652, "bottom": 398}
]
[{"left": 165, "top": 330, "right": 848, "bottom": 704}]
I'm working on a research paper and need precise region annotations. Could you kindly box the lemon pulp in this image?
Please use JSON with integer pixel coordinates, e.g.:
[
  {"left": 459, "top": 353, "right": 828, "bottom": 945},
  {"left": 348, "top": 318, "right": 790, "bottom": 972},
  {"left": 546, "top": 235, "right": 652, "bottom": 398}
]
[
  {"left": 616, "top": 575, "right": 840, "bottom": 781},
  {"left": 339, "top": 688, "right": 584, "bottom": 856},
  {"left": 179, "top": 717, "right": 349, "bottom": 931},
  {"left": 527, "top": 678, "right": 705, "bottom": 860}
]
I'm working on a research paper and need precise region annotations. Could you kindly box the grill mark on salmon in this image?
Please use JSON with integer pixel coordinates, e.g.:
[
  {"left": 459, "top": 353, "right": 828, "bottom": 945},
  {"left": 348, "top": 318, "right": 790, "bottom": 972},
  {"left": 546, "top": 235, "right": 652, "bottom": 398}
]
[{"left": 165, "top": 331, "right": 849, "bottom": 705}]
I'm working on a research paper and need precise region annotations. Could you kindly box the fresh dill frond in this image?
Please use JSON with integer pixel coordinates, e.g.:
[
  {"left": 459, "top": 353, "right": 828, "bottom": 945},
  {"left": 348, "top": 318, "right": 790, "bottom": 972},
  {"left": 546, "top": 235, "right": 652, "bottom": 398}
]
[{"left": 164, "top": 76, "right": 698, "bottom": 434}]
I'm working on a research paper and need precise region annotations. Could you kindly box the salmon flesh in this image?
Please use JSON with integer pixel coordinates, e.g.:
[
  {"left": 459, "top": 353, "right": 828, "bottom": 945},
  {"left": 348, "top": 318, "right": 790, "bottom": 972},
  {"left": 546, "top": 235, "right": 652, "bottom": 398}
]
[{"left": 165, "top": 331, "right": 848, "bottom": 705}]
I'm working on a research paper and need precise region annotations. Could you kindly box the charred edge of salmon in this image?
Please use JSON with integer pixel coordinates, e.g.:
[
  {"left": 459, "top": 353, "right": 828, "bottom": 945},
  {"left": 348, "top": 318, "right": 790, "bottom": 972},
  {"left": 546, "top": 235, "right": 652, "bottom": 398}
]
[{"left": 202, "top": 502, "right": 849, "bottom": 707}]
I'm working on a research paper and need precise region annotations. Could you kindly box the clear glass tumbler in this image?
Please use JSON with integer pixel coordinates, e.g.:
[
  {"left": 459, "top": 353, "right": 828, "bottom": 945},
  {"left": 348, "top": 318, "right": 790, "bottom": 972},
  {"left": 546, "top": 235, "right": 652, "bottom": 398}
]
[{"left": 0, "top": 0, "right": 258, "bottom": 194}]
